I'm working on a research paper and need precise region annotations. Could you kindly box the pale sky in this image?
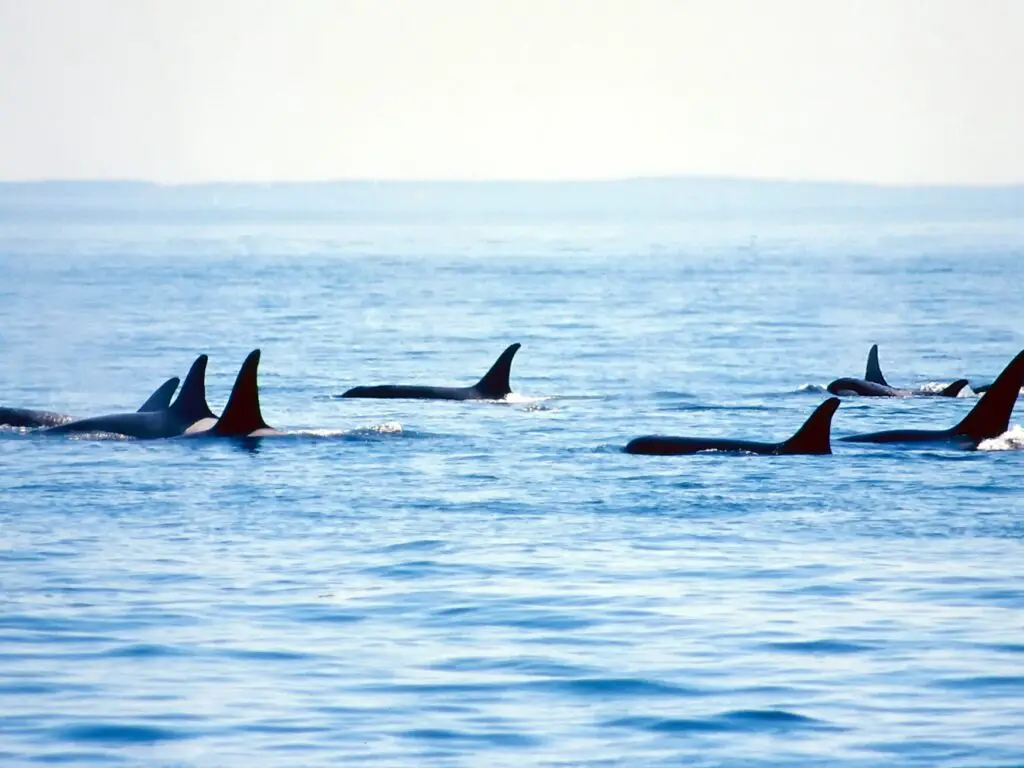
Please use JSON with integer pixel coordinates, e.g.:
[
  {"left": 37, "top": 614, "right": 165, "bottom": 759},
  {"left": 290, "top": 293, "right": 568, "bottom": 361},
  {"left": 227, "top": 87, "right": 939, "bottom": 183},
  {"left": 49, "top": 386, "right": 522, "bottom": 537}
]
[{"left": 1, "top": 0, "right": 1022, "bottom": 184}]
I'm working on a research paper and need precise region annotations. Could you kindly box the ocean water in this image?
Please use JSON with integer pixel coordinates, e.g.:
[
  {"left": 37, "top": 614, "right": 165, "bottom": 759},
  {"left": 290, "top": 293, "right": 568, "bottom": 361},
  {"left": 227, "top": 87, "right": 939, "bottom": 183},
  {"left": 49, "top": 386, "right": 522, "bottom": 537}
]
[{"left": 1, "top": 180, "right": 1023, "bottom": 767}]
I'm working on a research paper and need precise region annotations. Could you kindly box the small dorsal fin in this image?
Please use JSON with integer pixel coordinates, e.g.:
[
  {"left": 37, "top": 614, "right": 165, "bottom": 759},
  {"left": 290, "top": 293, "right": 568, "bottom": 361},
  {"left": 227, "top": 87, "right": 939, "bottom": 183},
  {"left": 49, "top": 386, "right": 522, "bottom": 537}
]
[
  {"left": 213, "top": 349, "right": 269, "bottom": 436},
  {"left": 865, "top": 344, "right": 889, "bottom": 386},
  {"left": 940, "top": 379, "right": 970, "bottom": 398},
  {"left": 953, "top": 349, "right": 1024, "bottom": 442},
  {"left": 137, "top": 377, "right": 179, "bottom": 412},
  {"left": 171, "top": 355, "right": 216, "bottom": 422},
  {"left": 779, "top": 397, "right": 841, "bottom": 455},
  {"left": 473, "top": 343, "right": 521, "bottom": 398}
]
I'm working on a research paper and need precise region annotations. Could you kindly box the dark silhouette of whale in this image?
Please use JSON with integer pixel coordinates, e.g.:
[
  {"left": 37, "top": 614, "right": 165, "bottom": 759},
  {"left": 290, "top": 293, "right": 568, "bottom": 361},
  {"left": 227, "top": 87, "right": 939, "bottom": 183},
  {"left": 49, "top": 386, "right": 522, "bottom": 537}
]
[
  {"left": 340, "top": 343, "right": 521, "bottom": 401},
  {"left": 187, "top": 349, "right": 282, "bottom": 438},
  {"left": 840, "top": 348, "right": 1024, "bottom": 446},
  {"left": 1, "top": 377, "right": 180, "bottom": 430},
  {"left": 624, "top": 397, "right": 841, "bottom": 456},
  {"left": 827, "top": 345, "right": 968, "bottom": 398},
  {"left": 43, "top": 356, "right": 217, "bottom": 439}
]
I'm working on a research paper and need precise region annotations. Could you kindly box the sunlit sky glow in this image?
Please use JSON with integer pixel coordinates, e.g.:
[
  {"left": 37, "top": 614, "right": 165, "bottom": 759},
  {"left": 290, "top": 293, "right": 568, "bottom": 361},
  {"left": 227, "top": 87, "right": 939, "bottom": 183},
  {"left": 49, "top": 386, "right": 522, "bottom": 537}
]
[{"left": 1, "top": 0, "right": 1022, "bottom": 184}]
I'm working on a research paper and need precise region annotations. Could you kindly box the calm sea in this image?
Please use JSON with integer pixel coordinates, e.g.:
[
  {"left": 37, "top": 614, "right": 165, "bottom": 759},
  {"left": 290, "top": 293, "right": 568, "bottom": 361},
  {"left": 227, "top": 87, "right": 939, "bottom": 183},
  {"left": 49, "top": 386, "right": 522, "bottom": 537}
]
[{"left": 1, "top": 180, "right": 1023, "bottom": 767}]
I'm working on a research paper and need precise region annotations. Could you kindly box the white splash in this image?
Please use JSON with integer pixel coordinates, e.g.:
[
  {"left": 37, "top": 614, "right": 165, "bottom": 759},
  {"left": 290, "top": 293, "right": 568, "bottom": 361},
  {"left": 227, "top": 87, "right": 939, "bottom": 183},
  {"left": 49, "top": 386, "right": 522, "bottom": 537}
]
[
  {"left": 293, "top": 422, "right": 403, "bottom": 438},
  {"left": 362, "top": 421, "right": 403, "bottom": 434},
  {"left": 915, "top": 381, "right": 973, "bottom": 397},
  {"left": 503, "top": 393, "right": 552, "bottom": 405},
  {"left": 977, "top": 425, "right": 1024, "bottom": 451},
  {"left": 68, "top": 431, "right": 134, "bottom": 441},
  {"left": 291, "top": 428, "right": 349, "bottom": 438},
  {"left": 797, "top": 383, "right": 828, "bottom": 394}
]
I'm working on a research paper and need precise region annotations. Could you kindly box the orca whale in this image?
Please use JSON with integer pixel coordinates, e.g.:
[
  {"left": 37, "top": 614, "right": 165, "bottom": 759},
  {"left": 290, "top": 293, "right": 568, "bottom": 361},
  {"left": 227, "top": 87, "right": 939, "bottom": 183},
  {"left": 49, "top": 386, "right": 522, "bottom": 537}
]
[
  {"left": 340, "top": 343, "right": 521, "bottom": 401},
  {"left": 827, "top": 345, "right": 968, "bottom": 398},
  {"left": 1, "top": 377, "right": 180, "bottom": 430},
  {"left": 840, "top": 348, "right": 1024, "bottom": 446},
  {"left": 188, "top": 349, "right": 282, "bottom": 438},
  {"left": 43, "top": 356, "right": 217, "bottom": 439},
  {"left": 624, "top": 398, "right": 841, "bottom": 456}
]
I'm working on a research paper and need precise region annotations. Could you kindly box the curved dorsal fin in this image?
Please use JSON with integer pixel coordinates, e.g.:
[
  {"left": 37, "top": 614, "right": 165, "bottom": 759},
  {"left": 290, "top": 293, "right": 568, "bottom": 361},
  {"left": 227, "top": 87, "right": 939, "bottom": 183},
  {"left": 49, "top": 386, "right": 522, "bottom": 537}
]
[
  {"left": 779, "top": 397, "right": 841, "bottom": 455},
  {"left": 473, "top": 343, "right": 521, "bottom": 398},
  {"left": 213, "top": 349, "right": 269, "bottom": 436},
  {"left": 137, "top": 377, "right": 180, "bottom": 412},
  {"left": 940, "top": 379, "right": 970, "bottom": 398},
  {"left": 171, "top": 355, "right": 216, "bottom": 422},
  {"left": 954, "top": 349, "right": 1024, "bottom": 441},
  {"left": 865, "top": 344, "right": 888, "bottom": 386}
]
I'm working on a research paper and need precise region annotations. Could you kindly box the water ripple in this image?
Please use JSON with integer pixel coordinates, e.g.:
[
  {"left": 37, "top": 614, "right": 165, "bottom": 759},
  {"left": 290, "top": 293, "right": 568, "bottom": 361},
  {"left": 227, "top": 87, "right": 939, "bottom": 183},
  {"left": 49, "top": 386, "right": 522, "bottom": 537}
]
[{"left": 54, "top": 722, "right": 193, "bottom": 745}]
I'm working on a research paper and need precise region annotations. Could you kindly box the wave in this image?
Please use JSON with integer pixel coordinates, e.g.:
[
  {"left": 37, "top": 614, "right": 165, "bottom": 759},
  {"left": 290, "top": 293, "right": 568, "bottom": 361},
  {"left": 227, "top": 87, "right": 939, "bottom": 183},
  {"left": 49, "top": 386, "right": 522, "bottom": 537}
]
[{"left": 605, "top": 708, "right": 836, "bottom": 735}]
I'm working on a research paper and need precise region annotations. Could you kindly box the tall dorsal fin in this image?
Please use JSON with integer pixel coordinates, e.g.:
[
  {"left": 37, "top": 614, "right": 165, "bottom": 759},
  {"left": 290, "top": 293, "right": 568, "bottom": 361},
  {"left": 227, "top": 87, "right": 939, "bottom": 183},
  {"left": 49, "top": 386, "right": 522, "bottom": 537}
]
[
  {"left": 213, "top": 349, "right": 269, "bottom": 436},
  {"left": 170, "top": 355, "right": 216, "bottom": 422},
  {"left": 865, "top": 344, "right": 888, "bottom": 386},
  {"left": 473, "top": 343, "right": 521, "bottom": 398},
  {"left": 953, "top": 349, "right": 1024, "bottom": 441},
  {"left": 940, "top": 379, "right": 970, "bottom": 398},
  {"left": 136, "top": 377, "right": 180, "bottom": 412},
  {"left": 779, "top": 397, "right": 841, "bottom": 455}
]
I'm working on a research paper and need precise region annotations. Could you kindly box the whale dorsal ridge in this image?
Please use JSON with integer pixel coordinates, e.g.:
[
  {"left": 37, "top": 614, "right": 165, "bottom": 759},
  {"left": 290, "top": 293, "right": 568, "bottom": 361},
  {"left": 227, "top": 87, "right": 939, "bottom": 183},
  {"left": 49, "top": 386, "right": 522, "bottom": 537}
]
[
  {"left": 865, "top": 344, "right": 889, "bottom": 386},
  {"left": 213, "top": 349, "right": 269, "bottom": 436},
  {"left": 171, "top": 354, "right": 216, "bottom": 422},
  {"left": 779, "top": 397, "right": 840, "bottom": 455},
  {"left": 137, "top": 377, "right": 180, "bottom": 412},
  {"left": 954, "top": 349, "right": 1024, "bottom": 442},
  {"left": 473, "top": 343, "right": 521, "bottom": 399},
  {"left": 941, "top": 379, "right": 970, "bottom": 398}
]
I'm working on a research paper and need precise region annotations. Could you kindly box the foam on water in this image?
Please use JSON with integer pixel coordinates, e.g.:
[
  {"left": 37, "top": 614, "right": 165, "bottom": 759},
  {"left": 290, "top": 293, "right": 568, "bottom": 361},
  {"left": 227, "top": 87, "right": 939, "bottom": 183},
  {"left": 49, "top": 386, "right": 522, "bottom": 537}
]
[
  {"left": 502, "top": 393, "right": 551, "bottom": 406},
  {"left": 915, "top": 380, "right": 974, "bottom": 396},
  {"left": 977, "top": 424, "right": 1024, "bottom": 451}
]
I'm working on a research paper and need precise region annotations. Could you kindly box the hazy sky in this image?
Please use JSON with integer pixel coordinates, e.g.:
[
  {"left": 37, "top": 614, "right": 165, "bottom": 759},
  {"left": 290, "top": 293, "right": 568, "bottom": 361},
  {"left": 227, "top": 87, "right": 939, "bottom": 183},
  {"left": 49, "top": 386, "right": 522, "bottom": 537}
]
[{"left": 1, "top": 0, "right": 1022, "bottom": 184}]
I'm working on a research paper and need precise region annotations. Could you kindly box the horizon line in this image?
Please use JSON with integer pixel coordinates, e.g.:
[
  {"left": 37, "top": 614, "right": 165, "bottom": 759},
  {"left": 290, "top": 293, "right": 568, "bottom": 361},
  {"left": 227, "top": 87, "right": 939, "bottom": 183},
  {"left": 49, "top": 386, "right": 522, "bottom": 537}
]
[{"left": 2, "top": 173, "right": 1024, "bottom": 192}]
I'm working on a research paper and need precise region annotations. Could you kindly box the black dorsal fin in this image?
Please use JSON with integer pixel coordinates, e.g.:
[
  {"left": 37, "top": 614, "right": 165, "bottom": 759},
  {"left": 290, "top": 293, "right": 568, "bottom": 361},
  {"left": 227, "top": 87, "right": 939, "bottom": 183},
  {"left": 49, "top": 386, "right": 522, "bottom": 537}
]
[
  {"left": 213, "top": 350, "right": 269, "bottom": 436},
  {"left": 940, "top": 379, "right": 970, "bottom": 398},
  {"left": 779, "top": 397, "right": 841, "bottom": 455},
  {"left": 473, "top": 343, "right": 521, "bottom": 398},
  {"left": 170, "top": 355, "right": 216, "bottom": 422},
  {"left": 865, "top": 344, "right": 889, "bottom": 386},
  {"left": 953, "top": 349, "right": 1024, "bottom": 441},
  {"left": 137, "top": 377, "right": 180, "bottom": 412}
]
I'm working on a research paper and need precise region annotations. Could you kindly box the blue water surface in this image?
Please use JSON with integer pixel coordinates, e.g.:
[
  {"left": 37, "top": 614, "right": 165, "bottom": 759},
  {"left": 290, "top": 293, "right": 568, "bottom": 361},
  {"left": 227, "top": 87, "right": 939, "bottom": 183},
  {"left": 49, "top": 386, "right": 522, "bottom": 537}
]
[{"left": 1, "top": 180, "right": 1023, "bottom": 767}]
